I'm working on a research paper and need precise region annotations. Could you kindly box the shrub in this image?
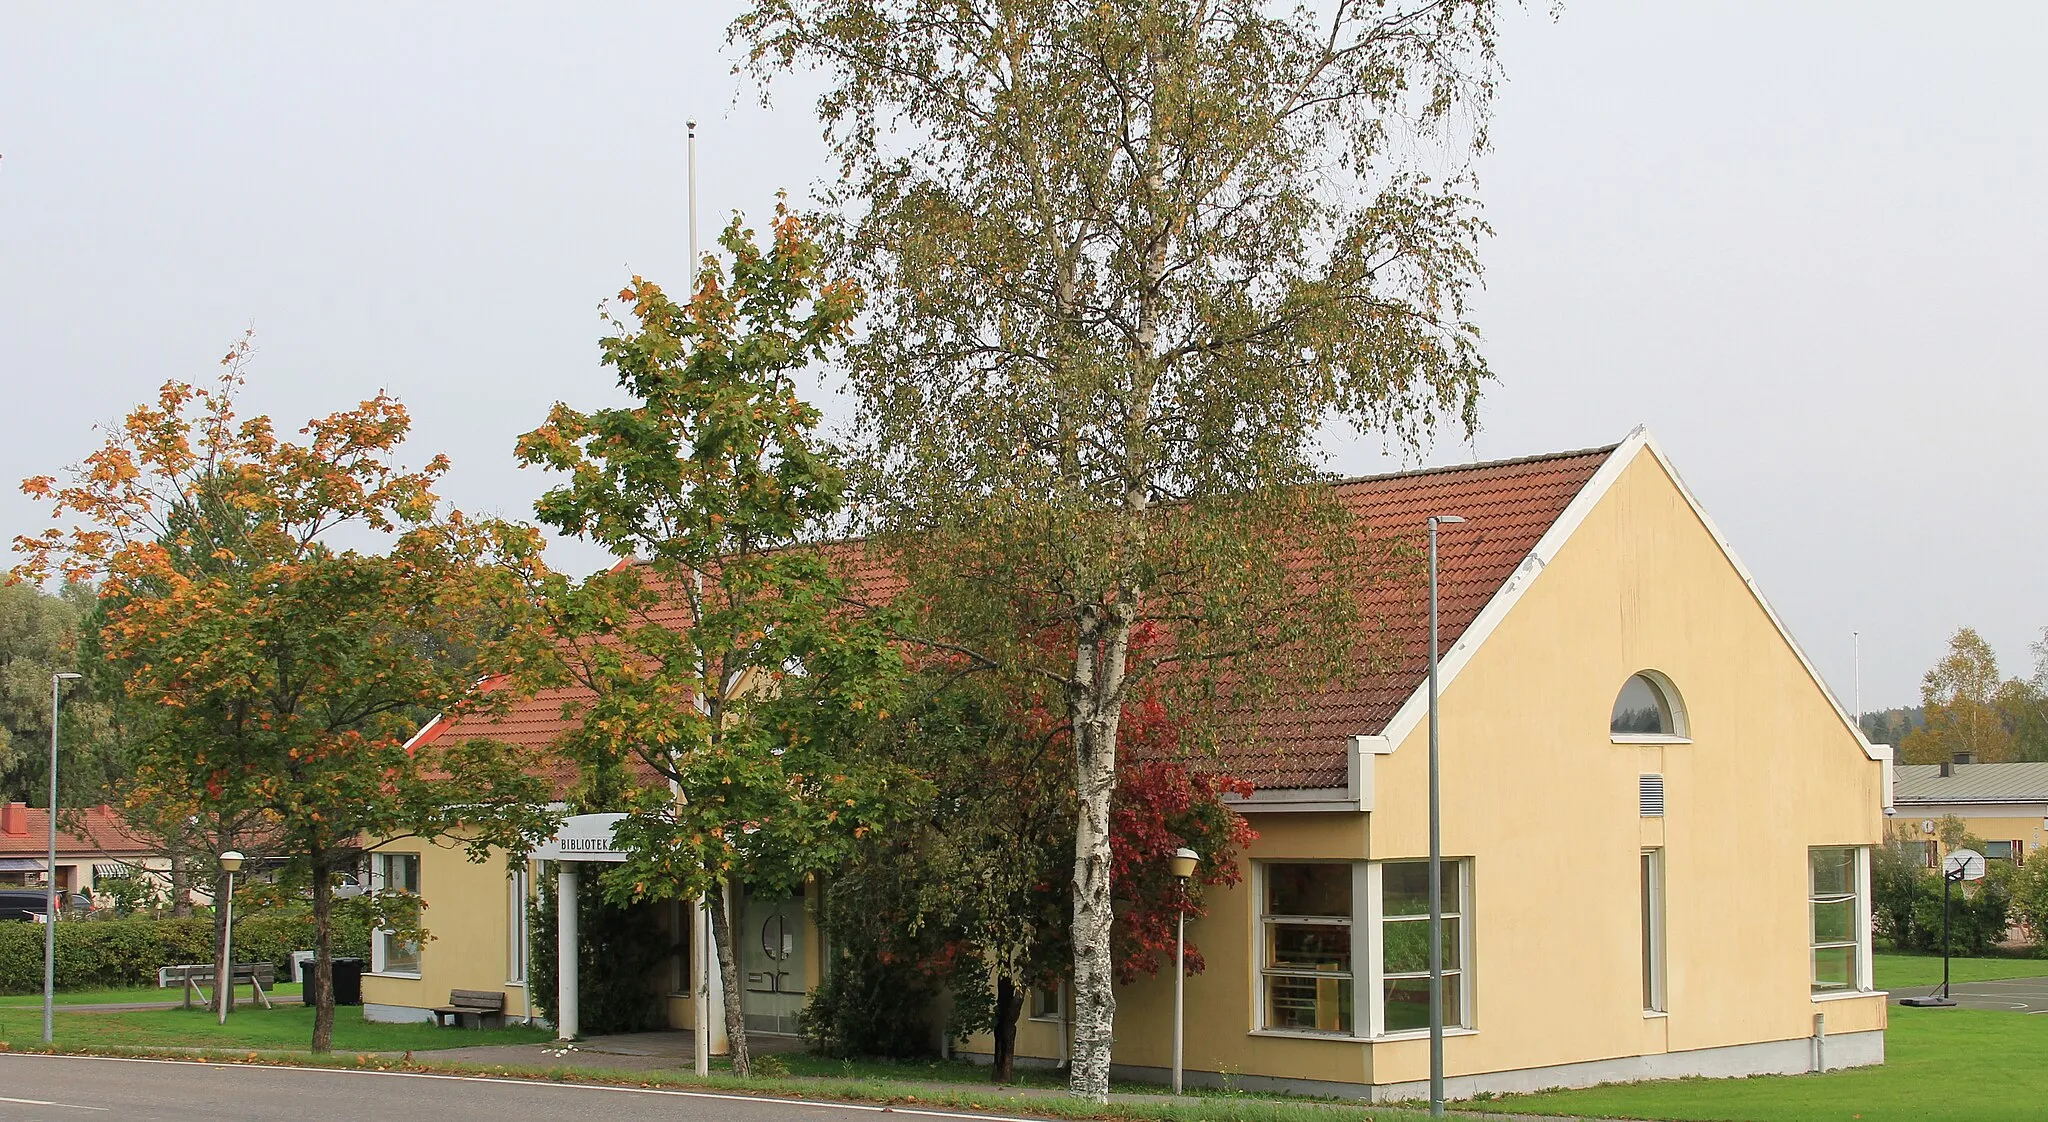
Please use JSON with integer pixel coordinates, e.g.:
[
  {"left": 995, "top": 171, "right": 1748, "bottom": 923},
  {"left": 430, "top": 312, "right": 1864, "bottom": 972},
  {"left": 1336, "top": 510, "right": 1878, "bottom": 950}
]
[
  {"left": 799, "top": 938, "right": 939, "bottom": 1059},
  {"left": 528, "top": 863, "right": 668, "bottom": 1035},
  {"left": 0, "top": 910, "right": 369, "bottom": 994}
]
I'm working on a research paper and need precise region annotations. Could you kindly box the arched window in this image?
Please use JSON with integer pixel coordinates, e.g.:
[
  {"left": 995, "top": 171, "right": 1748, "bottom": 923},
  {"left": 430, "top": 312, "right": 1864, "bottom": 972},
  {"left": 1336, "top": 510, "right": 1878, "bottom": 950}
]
[{"left": 1611, "top": 672, "right": 1688, "bottom": 739}]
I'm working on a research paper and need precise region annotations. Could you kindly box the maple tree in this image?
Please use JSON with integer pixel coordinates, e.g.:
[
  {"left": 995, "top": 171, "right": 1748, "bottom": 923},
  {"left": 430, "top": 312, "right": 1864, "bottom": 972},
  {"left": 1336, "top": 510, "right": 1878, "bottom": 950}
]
[
  {"left": 814, "top": 673, "right": 1254, "bottom": 1082},
  {"left": 514, "top": 204, "right": 901, "bottom": 1076},
  {"left": 14, "top": 344, "right": 557, "bottom": 1051},
  {"left": 735, "top": 1, "right": 1501, "bottom": 1099}
]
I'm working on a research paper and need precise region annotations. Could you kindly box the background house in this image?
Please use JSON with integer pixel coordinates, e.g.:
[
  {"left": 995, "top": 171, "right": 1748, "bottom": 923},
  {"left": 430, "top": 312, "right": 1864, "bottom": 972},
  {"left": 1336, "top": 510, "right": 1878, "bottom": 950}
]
[
  {"left": 0, "top": 801, "right": 172, "bottom": 905},
  {"left": 1891, "top": 762, "right": 2048, "bottom": 868}
]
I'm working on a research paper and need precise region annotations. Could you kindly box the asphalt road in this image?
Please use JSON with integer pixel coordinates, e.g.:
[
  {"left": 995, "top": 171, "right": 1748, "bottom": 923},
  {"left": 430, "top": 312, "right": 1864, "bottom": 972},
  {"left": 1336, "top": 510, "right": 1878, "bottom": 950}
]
[{"left": 0, "top": 1054, "right": 1053, "bottom": 1122}]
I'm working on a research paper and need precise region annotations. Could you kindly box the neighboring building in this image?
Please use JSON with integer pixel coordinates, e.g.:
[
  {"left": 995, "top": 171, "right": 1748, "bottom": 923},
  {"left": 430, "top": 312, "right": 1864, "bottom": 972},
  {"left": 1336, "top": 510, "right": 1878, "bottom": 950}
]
[
  {"left": 1890, "top": 762, "right": 2048, "bottom": 868},
  {"left": 366, "top": 428, "right": 1892, "bottom": 1100},
  {"left": 0, "top": 801, "right": 172, "bottom": 903}
]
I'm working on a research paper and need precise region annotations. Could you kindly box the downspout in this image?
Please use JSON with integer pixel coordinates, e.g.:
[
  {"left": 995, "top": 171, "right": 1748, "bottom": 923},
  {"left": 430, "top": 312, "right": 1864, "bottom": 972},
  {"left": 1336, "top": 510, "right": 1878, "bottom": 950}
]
[{"left": 1811, "top": 1012, "right": 1827, "bottom": 1073}]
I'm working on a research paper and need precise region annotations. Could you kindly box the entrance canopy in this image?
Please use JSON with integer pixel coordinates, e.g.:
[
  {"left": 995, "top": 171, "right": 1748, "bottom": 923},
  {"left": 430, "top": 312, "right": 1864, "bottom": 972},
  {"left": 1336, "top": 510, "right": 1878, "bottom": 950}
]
[{"left": 531, "top": 813, "right": 627, "bottom": 863}]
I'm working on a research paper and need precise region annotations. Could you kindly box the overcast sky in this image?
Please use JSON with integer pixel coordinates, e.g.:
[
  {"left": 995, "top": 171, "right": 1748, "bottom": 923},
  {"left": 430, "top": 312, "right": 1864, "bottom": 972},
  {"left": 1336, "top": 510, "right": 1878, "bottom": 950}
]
[{"left": 3, "top": 2, "right": 2042, "bottom": 713}]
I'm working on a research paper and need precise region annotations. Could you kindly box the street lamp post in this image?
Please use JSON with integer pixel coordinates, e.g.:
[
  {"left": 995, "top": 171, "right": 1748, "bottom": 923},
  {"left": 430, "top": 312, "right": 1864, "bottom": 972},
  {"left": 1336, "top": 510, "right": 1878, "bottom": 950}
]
[
  {"left": 1169, "top": 847, "right": 1200, "bottom": 1095},
  {"left": 218, "top": 851, "right": 245, "bottom": 1025},
  {"left": 1426, "top": 514, "right": 1464, "bottom": 1118},
  {"left": 43, "top": 671, "right": 83, "bottom": 1045}
]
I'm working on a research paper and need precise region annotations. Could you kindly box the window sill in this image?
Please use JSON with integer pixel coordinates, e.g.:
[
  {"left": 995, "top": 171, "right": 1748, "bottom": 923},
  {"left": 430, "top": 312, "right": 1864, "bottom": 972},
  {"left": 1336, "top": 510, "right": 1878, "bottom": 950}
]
[
  {"left": 1643, "top": 1010, "right": 1668, "bottom": 1019},
  {"left": 1371, "top": 1026, "right": 1478, "bottom": 1042},
  {"left": 1248, "top": 1028, "right": 1369, "bottom": 1042},
  {"left": 505, "top": 981, "right": 526, "bottom": 988},
  {"left": 1027, "top": 1016, "right": 1064, "bottom": 1025},
  {"left": 364, "top": 970, "right": 422, "bottom": 980},
  {"left": 1811, "top": 989, "right": 1883, "bottom": 1003},
  {"left": 1611, "top": 734, "right": 1692, "bottom": 745}
]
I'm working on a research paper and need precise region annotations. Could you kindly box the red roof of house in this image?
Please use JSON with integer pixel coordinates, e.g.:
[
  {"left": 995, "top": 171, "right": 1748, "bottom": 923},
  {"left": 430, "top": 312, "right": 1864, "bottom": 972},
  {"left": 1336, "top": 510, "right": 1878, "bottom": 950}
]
[
  {"left": 414, "top": 444, "right": 1616, "bottom": 794},
  {"left": 0, "top": 803, "right": 156, "bottom": 857}
]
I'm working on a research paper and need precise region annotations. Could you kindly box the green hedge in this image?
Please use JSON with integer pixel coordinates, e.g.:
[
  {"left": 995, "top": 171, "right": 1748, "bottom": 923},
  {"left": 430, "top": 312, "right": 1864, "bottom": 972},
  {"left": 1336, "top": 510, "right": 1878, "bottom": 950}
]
[{"left": 0, "top": 911, "right": 370, "bottom": 994}]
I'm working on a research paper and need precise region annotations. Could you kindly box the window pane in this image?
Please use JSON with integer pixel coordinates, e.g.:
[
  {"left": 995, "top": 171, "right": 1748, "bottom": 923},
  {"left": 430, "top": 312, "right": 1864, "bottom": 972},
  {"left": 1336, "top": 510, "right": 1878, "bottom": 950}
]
[
  {"left": 1382, "top": 916, "right": 1460, "bottom": 975},
  {"left": 1987, "top": 841, "right": 2013, "bottom": 860},
  {"left": 1267, "top": 974, "right": 1354, "bottom": 1034},
  {"left": 1810, "top": 848, "right": 1854, "bottom": 896},
  {"left": 1268, "top": 864, "right": 1351, "bottom": 918},
  {"left": 1268, "top": 922, "right": 1353, "bottom": 972},
  {"left": 1812, "top": 898, "right": 1855, "bottom": 944},
  {"left": 1382, "top": 861, "right": 1459, "bottom": 917},
  {"left": 382, "top": 931, "right": 419, "bottom": 973},
  {"left": 1812, "top": 945, "right": 1855, "bottom": 992},
  {"left": 1611, "top": 675, "right": 1671, "bottom": 735},
  {"left": 1383, "top": 973, "right": 1461, "bottom": 1033}
]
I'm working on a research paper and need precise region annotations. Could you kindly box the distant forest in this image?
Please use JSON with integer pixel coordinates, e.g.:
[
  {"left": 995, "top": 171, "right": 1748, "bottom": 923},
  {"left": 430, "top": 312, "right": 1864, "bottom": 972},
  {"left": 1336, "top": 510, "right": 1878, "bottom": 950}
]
[{"left": 1859, "top": 707, "right": 1924, "bottom": 747}]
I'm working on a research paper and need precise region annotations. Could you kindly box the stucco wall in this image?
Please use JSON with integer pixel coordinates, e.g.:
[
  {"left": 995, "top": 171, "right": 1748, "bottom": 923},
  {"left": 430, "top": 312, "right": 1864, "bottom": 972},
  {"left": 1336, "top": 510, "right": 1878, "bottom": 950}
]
[{"left": 361, "top": 839, "right": 539, "bottom": 1023}]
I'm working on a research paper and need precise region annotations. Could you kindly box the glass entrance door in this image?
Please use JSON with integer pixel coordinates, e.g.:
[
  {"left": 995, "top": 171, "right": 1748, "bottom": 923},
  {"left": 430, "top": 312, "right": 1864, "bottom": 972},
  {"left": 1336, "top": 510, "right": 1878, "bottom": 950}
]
[{"left": 740, "top": 891, "right": 807, "bottom": 1035}]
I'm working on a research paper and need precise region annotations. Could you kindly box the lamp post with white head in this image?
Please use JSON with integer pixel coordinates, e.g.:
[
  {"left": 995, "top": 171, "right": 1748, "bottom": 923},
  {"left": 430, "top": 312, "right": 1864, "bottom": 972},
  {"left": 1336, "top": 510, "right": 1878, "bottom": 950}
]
[
  {"left": 1426, "top": 514, "right": 1465, "bottom": 1117},
  {"left": 1169, "top": 846, "right": 1200, "bottom": 1094},
  {"left": 217, "top": 851, "right": 245, "bottom": 1025},
  {"left": 42, "top": 671, "right": 83, "bottom": 1045}
]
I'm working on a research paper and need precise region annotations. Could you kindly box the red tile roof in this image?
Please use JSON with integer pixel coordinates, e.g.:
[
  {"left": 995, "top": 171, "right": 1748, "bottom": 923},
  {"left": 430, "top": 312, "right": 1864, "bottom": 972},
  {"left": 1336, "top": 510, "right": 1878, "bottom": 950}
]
[
  {"left": 0, "top": 804, "right": 157, "bottom": 857},
  {"left": 417, "top": 445, "right": 1616, "bottom": 793}
]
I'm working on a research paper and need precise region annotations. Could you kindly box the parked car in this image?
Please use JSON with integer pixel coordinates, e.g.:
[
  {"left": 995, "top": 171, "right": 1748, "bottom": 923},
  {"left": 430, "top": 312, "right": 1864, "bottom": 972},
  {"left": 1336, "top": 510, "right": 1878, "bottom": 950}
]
[{"left": 0, "top": 888, "right": 52, "bottom": 922}]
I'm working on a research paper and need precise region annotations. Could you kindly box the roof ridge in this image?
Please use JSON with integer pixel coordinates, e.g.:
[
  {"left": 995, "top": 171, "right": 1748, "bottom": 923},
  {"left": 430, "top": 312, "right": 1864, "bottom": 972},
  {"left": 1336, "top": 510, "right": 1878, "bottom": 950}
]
[{"left": 1325, "top": 441, "right": 1623, "bottom": 488}]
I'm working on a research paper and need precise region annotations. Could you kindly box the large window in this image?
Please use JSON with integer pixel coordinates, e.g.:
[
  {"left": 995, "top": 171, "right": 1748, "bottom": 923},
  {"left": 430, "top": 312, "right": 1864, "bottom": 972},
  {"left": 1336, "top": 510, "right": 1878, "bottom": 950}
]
[
  {"left": 1641, "top": 849, "right": 1665, "bottom": 1012},
  {"left": 1380, "top": 861, "right": 1467, "bottom": 1032},
  {"left": 1809, "top": 847, "right": 1867, "bottom": 995},
  {"left": 1260, "top": 864, "right": 1354, "bottom": 1034},
  {"left": 372, "top": 852, "right": 421, "bottom": 975}
]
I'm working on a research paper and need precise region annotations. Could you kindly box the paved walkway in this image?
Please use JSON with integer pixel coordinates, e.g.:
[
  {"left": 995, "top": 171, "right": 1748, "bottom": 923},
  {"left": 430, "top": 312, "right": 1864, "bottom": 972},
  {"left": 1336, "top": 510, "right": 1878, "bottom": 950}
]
[{"left": 1890, "top": 973, "right": 2048, "bottom": 1012}]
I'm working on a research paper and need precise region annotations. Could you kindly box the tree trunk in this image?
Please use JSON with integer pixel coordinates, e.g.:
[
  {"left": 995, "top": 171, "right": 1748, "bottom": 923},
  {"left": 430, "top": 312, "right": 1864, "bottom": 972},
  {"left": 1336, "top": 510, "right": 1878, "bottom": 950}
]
[
  {"left": 706, "top": 871, "right": 750, "bottom": 1076},
  {"left": 992, "top": 974, "right": 1021, "bottom": 1084},
  {"left": 1068, "top": 607, "right": 1132, "bottom": 1105},
  {"left": 309, "top": 843, "right": 335, "bottom": 1053},
  {"left": 210, "top": 868, "right": 232, "bottom": 1019},
  {"left": 169, "top": 852, "right": 191, "bottom": 918}
]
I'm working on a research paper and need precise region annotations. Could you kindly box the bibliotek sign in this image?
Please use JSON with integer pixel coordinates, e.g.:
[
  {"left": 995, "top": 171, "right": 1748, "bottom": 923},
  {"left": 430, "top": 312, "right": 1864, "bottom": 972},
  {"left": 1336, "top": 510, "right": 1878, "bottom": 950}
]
[{"left": 532, "top": 812, "right": 628, "bottom": 862}]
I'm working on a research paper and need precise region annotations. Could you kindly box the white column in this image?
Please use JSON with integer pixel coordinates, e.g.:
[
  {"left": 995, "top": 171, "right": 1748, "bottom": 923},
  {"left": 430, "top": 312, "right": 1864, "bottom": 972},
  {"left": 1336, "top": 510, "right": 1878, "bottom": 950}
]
[
  {"left": 693, "top": 894, "right": 710, "bottom": 1073},
  {"left": 556, "top": 864, "right": 579, "bottom": 1041}
]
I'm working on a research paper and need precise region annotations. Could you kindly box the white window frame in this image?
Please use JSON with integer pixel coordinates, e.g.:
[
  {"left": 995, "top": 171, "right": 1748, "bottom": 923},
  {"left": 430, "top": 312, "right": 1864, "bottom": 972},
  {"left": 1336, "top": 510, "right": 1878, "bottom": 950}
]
[
  {"left": 507, "top": 861, "right": 530, "bottom": 986},
  {"left": 1253, "top": 862, "right": 1362, "bottom": 1037},
  {"left": 369, "top": 852, "right": 422, "bottom": 977},
  {"left": 1808, "top": 845, "right": 1873, "bottom": 998},
  {"left": 1372, "top": 859, "right": 1472, "bottom": 1038},
  {"left": 1641, "top": 848, "right": 1665, "bottom": 1014},
  {"left": 1249, "top": 860, "right": 1475, "bottom": 1041}
]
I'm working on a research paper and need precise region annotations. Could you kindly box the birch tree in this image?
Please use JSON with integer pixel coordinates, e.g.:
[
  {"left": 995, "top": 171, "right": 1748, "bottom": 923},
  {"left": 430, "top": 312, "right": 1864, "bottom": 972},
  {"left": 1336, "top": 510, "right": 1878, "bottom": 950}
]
[{"left": 735, "top": 0, "right": 1503, "bottom": 1100}]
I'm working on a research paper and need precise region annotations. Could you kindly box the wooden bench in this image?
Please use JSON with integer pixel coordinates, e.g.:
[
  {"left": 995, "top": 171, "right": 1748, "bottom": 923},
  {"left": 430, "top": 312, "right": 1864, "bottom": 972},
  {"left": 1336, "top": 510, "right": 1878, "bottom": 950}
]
[
  {"left": 157, "top": 963, "right": 277, "bottom": 1010},
  {"left": 430, "top": 988, "right": 506, "bottom": 1029}
]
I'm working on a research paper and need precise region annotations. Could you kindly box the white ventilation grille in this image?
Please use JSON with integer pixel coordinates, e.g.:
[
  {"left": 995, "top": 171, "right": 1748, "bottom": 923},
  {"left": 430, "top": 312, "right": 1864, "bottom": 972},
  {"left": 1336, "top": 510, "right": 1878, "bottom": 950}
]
[{"left": 1640, "top": 774, "right": 1666, "bottom": 818}]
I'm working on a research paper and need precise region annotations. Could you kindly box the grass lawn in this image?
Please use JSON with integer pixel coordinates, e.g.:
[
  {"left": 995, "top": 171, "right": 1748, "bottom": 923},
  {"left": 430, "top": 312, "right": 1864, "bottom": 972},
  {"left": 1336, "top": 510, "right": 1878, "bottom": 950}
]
[
  {"left": 1872, "top": 952, "right": 2047, "bottom": 989},
  {"left": 0, "top": 1002, "right": 551, "bottom": 1053},
  {"left": 0, "top": 982, "right": 302, "bottom": 1007},
  {"left": 1474, "top": 1005, "right": 2047, "bottom": 1122}
]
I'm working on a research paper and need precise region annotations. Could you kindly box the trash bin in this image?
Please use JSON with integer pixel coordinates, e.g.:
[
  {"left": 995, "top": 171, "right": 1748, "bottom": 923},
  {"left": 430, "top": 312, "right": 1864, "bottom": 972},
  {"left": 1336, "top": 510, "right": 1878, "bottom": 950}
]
[{"left": 329, "top": 958, "right": 365, "bottom": 1006}]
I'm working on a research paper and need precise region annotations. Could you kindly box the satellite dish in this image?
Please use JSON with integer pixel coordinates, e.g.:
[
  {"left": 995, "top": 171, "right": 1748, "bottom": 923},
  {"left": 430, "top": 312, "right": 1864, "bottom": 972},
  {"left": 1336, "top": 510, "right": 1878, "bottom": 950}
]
[{"left": 1944, "top": 849, "right": 1987, "bottom": 882}]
